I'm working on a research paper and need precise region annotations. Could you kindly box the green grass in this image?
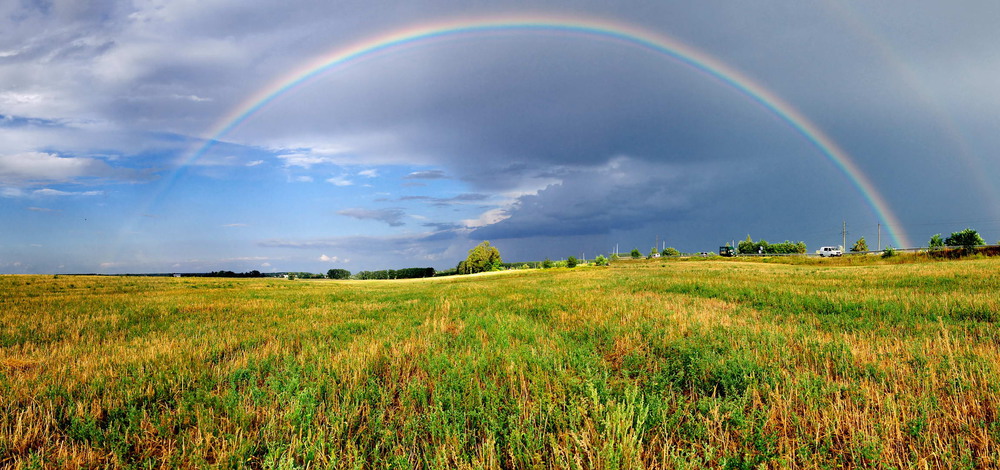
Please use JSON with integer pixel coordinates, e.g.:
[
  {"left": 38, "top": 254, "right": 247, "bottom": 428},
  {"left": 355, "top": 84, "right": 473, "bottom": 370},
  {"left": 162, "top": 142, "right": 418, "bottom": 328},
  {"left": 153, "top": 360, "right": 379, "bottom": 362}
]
[{"left": 1, "top": 258, "right": 999, "bottom": 468}]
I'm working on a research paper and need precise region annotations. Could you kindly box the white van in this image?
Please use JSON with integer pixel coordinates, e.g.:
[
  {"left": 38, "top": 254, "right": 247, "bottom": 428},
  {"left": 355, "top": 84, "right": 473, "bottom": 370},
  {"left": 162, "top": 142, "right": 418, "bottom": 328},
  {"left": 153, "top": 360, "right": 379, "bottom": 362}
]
[{"left": 818, "top": 246, "right": 842, "bottom": 257}]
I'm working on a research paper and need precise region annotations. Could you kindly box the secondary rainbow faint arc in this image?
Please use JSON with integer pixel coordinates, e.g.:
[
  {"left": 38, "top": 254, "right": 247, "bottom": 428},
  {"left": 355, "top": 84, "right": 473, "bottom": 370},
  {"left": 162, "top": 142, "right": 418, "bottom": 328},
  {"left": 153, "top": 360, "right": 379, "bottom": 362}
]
[{"left": 182, "top": 15, "right": 911, "bottom": 248}]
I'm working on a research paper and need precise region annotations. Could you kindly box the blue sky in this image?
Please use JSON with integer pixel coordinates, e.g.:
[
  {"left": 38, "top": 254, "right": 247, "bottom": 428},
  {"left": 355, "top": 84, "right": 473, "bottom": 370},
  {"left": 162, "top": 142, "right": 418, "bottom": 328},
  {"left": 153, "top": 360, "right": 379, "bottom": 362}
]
[{"left": 2, "top": 1, "right": 999, "bottom": 274}]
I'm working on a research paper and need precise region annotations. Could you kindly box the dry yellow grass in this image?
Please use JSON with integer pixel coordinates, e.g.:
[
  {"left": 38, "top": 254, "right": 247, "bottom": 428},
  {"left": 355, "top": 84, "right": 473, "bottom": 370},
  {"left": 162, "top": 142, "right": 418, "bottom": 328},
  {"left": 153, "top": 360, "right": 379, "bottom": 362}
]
[{"left": 1, "top": 258, "right": 998, "bottom": 468}]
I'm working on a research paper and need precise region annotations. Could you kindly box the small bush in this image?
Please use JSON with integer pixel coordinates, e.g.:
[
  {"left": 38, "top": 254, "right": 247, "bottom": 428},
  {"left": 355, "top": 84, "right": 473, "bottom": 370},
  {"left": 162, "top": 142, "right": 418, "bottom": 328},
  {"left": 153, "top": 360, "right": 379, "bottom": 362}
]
[
  {"left": 929, "top": 234, "right": 944, "bottom": 250},
  {"left": 851, "top": 237, "right": 868, "bottom": 252},
  {"left": 945, "top": 228, "right": 985, "bottom": 249}
]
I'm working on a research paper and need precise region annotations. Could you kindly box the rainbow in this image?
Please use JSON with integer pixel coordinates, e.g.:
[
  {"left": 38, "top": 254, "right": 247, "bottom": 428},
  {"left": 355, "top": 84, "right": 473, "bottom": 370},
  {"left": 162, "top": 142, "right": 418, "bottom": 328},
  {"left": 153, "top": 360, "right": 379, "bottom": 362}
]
[{"left": 168, "top": 15, "right": 911, "bottom": 248}]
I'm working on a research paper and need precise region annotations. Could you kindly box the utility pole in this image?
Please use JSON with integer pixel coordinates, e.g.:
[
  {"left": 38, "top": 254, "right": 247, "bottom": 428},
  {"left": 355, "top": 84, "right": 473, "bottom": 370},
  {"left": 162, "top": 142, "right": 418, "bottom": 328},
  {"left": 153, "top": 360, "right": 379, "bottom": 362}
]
[{"left": 842, "top": 220, "right": 847, "bottom": 251}]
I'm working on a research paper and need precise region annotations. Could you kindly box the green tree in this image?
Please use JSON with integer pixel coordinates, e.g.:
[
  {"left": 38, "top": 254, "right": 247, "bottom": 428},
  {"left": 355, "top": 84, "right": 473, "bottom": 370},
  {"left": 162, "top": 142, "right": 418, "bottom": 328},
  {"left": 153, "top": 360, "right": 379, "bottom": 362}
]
[
  {"left": 851, "top": 237, "right": 868, "bottom": 252},
  {"left": 630, "top": 248, "right": 641, "bottom": 259},
  {"left": 738, "top": 235, "right": 770, "bottom": 254},
  {"left": 945, "top": 228, "right": 985, "bottom": 249},
  {"left": 327, "top": 268, "right": 351, "bottom": 279},
  {"left": 566, "top": 256, "right": 578, "bottom": 268},
  {"left": 541, "top": 258, "right": 553, "bottom": 269},
  {"left": 662, "top": 247, "right": 680, "bottom": 257},
  {"left": 594, "top": 255, "right": 608, "bottom": 266},
  {"left": 460, "top": 241, "right": 503, "bottom": 274},
  {"left": 929, "top": 234, "right": 944, "bottom": 249}
]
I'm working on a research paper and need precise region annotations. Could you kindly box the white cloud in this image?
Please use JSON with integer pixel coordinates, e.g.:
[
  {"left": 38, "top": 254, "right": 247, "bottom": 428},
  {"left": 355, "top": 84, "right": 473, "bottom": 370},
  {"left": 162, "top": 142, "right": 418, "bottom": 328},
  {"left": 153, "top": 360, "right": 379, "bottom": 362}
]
[
  {"left": 32, "top": 188, "right": 103, "bottom": 197},
  {"left": 461, "top": 208, "right": 510, "bottom": 229},
  {"left": 318, "top": 254, "right": 349, "bottom": 263},
  {"left": 358, "top": 169, "right": 379, "bottom": 178},
  {"left": 326, "top": 175, "right": 353, "bottom": 186},
  {"left": 0, "top": 48, "right": 24, "bottom": 58},
  {"left": 222, "top": 223, "right": 248, "bottom": 227},
  {"left": 262, "top": 134, "right": 418, "bottom": 167},
  {"left": 2, "top": 187, "right": 25, "bottom": 197},
  {"left": 294, "top": 175, "right": 314, "bottom": 183},
  {"left": 0, "top": 92, "right": 43, "bottom": 105},
  {"left": 246, "top": 160, "right": 264, "bottom": 167},
  {"left": 276, "top": 150, "right": 349, "bottom": 169},
  {"left": 0, "top": 152, "right": 142, "bottom": 185},
  {"left": 0, "top": 152, "right": 102, "bottom": 183},
  {"left": 172, "top": 94, "right": 212, "bottom": 102}
]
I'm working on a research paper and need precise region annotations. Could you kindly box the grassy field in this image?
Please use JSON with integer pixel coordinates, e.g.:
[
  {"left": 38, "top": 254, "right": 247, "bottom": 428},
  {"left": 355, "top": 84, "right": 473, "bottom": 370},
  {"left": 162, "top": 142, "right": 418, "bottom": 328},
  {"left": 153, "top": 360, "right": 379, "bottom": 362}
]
[{"left": 1, "top": 257, "right": 998, "bottom": 468}]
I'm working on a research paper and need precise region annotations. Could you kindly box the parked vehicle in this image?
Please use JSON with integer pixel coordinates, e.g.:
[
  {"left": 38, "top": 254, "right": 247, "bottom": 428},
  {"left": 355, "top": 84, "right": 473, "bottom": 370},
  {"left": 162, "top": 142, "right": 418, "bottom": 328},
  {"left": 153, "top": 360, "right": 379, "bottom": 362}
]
[
  {"left": 818, "top": 246, "right": 842, "bottom": 257},
  {"left": 719, "top": 246, "right": 736, "bottom": 257}
]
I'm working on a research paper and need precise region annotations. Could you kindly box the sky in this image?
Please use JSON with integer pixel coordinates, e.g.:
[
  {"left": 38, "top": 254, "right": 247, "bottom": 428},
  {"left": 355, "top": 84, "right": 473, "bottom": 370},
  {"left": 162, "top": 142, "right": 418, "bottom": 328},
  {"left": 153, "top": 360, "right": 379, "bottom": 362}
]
[{"left": 2, "top": 1, "right": 999, "bottom": 274}]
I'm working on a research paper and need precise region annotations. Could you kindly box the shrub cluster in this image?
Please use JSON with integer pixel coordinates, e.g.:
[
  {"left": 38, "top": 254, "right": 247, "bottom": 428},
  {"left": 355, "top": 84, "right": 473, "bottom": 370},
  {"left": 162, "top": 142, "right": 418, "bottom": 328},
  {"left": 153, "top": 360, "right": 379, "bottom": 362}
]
[
  {"left": 738, "top": 236, "right": 806, "bottom": 254},
  {"left": 928, "top": 228, "right": 988, "bottom": 257}
]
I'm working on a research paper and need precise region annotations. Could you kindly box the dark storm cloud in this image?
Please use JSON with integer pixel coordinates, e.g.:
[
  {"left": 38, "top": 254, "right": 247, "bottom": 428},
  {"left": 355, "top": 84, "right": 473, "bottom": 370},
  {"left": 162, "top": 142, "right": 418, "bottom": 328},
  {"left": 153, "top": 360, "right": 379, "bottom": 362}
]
[
  {"left": 472, "top": 157, "right": 712, "bottom": 240},
  {"left": 240, "top": 29, "right": 807, "bottom": 195}
]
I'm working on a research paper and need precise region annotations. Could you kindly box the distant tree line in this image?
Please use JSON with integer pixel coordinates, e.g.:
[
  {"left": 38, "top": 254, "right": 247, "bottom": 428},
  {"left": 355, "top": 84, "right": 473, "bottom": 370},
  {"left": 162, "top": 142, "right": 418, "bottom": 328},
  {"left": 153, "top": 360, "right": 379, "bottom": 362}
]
[
  {"left": 353, "top": 267, "right": 436, "bottom": 280},
  {"left": 434, "top": 241, "right": 613, "bottom": 276},
  {"left": 197, "top": 270, "right": 265, "bottom": 278},
  {"left": 286, "top": 272, "right": 326, "bottom": 279}
]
